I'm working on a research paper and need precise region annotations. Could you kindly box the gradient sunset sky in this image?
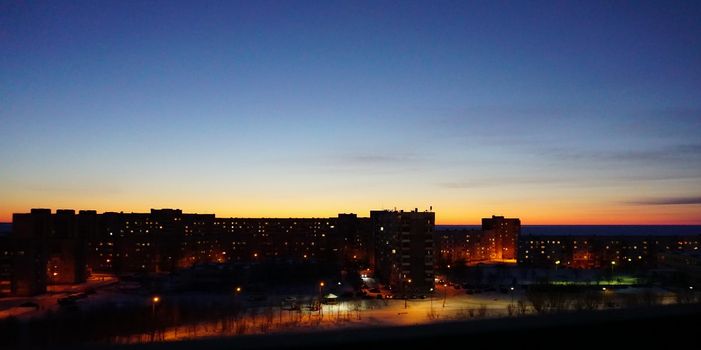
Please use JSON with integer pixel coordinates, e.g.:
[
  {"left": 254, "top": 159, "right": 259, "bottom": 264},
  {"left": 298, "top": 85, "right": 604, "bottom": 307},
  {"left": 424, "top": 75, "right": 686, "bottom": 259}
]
[{"left": 1, "top": 1, "right": 700, "bottom": 224}]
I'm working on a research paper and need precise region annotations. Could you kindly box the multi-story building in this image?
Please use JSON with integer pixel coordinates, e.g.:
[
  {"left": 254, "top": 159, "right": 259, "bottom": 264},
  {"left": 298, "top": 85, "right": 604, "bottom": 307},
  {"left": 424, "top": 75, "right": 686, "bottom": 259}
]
[
  {"left": 335, "top": 213, "right": 373, "bottom": 267},
  {"left": 435, "top": 216, "right": 521, "bottom": 266},
  {"left": 482, "top": 215, "right": 520, "bottom": 261},
  {"left": 6, "top": 208, "right": 385, "bottom": 295},
  {"left": 518, "top": 234, "right": 701, "bottom": 269},
  {"left": 372, "top": 209, "right": 435, "bottom": 294},
  {"left": 0, "top": 231, "right": 11, "bottom": 296},
  {"left": 436, "top": 228, "right": 489, "bottom": 265}
]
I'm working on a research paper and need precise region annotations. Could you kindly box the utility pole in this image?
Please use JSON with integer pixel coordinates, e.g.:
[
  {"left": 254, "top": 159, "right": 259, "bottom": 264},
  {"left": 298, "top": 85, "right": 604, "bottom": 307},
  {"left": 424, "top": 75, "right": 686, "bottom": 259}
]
[{"left": 443, "top": 283, "right": 447, "bottom": 308}]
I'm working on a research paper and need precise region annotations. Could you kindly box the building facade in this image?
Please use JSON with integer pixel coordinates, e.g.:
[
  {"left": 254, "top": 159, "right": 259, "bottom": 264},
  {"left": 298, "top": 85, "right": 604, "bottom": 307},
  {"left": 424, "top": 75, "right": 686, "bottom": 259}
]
[
  {"left": 518, "top": 234, "right": 701, "bottom": 269},
  {"left": 482, "top": 215, "right": 520, "bottom": 261},
  {"left": 7, "top": 208, "right": 384, "bottom": 296},
  {"left": 371, "top": 209, "right": 435, "bottom": 294},
  {"left": 435, "top": 216, "right": 521, "bottom": 266}
]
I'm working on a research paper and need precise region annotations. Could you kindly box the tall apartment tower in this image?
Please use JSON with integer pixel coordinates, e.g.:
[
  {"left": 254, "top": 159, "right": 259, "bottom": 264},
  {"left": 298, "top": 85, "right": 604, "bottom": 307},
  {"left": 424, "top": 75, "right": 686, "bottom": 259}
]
[
  {"left": 482, "top": 215, "right": 520, "bottom": 261},
  {"left": 11, "top": 209, "right": 50, "bottom": 296},
  {"left": 10, "top": 209, "right": 91, "bottom": 296},
  {"left": 371, "top": 209, "right": 435, "bottom": 294}
]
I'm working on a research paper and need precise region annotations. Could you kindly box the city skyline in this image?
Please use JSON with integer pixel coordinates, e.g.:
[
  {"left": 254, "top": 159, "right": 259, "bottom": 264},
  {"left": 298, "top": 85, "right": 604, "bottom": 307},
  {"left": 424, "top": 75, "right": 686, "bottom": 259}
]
[{"left": 2, "top": 1, "right": 701, "bottom": 224}]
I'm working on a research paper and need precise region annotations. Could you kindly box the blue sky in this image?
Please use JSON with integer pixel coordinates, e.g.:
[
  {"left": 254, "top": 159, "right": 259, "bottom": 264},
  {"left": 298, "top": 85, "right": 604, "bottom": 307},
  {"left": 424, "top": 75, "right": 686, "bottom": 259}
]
[{"left": 1, "top": 0, "right": 700, "bottom": 223}]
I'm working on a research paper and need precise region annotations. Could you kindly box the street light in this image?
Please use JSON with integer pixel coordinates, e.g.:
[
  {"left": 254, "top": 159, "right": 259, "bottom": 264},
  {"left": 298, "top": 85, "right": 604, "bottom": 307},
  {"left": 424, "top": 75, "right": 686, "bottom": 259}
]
[
  {"left": 429, "top": 287, "right": 434, "bottom": 311},
  {"left": 555, "top": 260, "right": 560, "bottom": 272},
  {"left": 442, "top": 283, "right": 447, "bottom": 308},
  {"left": 510, "top": 286, "right": 515, "bottom": 305},
  {"left": 404, "top": 279, "right": 412, "bottom": 309},
  {"left": 319, "top": 281, "right": 325, "bottom": 316},
  {"left": 151, "top": 296, "right": 160, "bottom": 317},
  {"left": 235, "top": 287, "right": 242, "bottom": 294}
]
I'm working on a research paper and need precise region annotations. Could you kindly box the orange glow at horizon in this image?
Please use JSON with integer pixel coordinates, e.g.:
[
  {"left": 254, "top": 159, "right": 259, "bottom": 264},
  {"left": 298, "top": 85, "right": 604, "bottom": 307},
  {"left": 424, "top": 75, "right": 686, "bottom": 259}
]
[{"left": 1, "top": 200, "right": 699, "bottom": 225}]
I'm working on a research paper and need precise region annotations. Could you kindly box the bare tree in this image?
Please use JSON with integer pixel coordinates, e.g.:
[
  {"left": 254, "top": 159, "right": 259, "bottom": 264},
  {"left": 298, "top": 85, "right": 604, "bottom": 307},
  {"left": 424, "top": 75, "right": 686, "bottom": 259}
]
[
  {"left": 477, "top": 305, "right": 488, "bottom": 318},
  {"left": 516, "top": 300, "right": 528, "bottom": 316}
]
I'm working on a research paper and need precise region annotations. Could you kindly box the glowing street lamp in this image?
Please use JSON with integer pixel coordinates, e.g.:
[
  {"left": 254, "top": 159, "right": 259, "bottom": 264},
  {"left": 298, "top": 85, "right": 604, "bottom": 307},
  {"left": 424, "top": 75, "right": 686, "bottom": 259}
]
[
  {"left": 510, "top": 286, "right": 515, "bottom": 305},
  {"left": 151, "top": 296, "right": 160, "bottom": 317},
  {"left": 235, "top": 287, "right": 242, "bottom": 294}
]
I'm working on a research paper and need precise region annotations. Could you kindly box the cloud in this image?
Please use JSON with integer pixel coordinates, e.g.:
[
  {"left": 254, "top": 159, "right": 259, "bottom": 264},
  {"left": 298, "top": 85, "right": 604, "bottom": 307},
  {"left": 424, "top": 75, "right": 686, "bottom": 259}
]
[
  {"left": 541, "top": 143, "right": 701, "bottom": 163},
  {"left": 339, "top": 153, "right": 419, "bottom": 164},
  {"left": 437, "top": 177, "right": 564, "bottom": 189},
  {"left": 312, "top": 152, "right": 429, "bottom": 175},
  {"left": 629, "top": 197, "right": 701, "bottom": 205}
]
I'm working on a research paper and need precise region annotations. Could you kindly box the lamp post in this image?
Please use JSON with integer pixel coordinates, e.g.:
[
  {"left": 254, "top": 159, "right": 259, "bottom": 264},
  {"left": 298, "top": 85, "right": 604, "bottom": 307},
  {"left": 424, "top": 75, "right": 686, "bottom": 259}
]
[
  {"left": 429, "top": 287, "right": 434, "bottom": 311},
  {"left": 555, "top": 260, "right": 560, "bottom": 272},
  {"left": 510, "top": 286, "right": 515, "bottom": 305},
  {"left": 610, "top": 260, "right": 616, "bottom": 274},
  {"left": 602, "top": 287, "right": 607, "bottom": 307},
  {"left": 319, "top": 281, "right": 325, "bottom": 316},
  {"left": 404, "top": 279, "right": 412, "bottom": 309},
  {"left": 442, "top": 283, "right": 447, "bottom": 308},
  {"left": 151, "top": 296, "right": 160, "bottom": 318}
]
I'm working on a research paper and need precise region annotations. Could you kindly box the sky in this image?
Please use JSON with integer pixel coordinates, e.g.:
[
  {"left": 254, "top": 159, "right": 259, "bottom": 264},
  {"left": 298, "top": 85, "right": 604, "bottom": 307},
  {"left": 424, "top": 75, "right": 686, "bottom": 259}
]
[{"left": 1, "top": 0, "right": 700, "bottom": 224}]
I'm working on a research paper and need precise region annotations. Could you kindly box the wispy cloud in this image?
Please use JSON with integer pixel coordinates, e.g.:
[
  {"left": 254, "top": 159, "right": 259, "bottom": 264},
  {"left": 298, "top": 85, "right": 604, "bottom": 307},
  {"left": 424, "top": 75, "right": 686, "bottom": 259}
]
[
  {"left": 624, "top": 107, "right": 701, "bottom": 137},
  {"left": 541, "top": 143, "right": 701, "bottom": 163},
  {"left": 437, "top": 177, "right": 565, "bottom": 189},
  {"left": 628, "top": 197, "right": 701, "bottom": 205},
  {"left": 313, "top": 152, "right": 429, "bottom": 175},
  {"left": 339, "top": 153, "right": 420, "bottom": 164}
]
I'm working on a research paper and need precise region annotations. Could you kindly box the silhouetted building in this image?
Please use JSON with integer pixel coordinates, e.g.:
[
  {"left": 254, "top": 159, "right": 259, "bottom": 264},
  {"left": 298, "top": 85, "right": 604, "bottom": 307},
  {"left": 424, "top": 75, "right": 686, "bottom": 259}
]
[
  {"left": 0, "top": 234, "right": 10, "bottom": 296},
  {"left": 8, "top": 208, "right": 372, "bottom": 295},
  {"left": 436, "top": 228, "right": 487, "bottom": 266},
  {"left": 335, "top": 213, "right": 373, "bottom": 267},
  {"left": 518, "top": 234, "right": 701, "bottom": 269},
  {"left": 11, "top": 209, "right": 51, "bottom": 296},
  {"left": 372, "top": 209, "right": 435, "bottom": 294},
  {"left": 89, "top": 210, "right": 339, "bottom": 274},
  {"left": 658, "top": 251, "right": 701, "bottom": 285},
  {"left": 435, "top": 216, "right": 520, "bottom": 267},
  {"left": 482, "top": 215, "right": 520, "bottom": 261}
]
